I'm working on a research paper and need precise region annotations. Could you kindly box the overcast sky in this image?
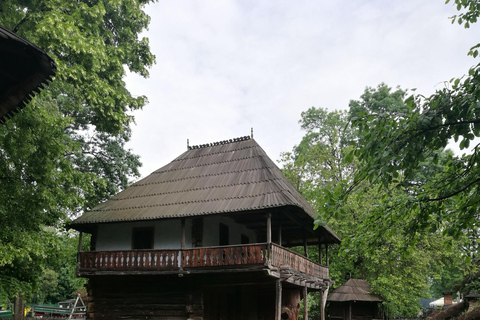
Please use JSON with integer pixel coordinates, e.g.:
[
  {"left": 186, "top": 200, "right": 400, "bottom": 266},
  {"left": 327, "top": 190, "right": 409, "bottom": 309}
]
[{"left": 125, "top": 0, "right": 480, "bottom": 178}]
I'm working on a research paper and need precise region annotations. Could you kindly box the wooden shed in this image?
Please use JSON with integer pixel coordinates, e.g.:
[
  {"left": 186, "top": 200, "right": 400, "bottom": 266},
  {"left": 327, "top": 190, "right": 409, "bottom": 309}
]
[
  {"left": 327, "top": 279, "right": 384, "bottom": 320},
  {"left": 70, "top": 135, "right": 341, "bottom": 320},
  {"left": 0, "top": 25, "right": 56, "bottom": 122}
]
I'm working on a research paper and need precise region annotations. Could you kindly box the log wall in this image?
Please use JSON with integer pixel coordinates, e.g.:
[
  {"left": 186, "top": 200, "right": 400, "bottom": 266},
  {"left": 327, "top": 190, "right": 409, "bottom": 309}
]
[{"left": 86, "top": 274, "right": 278, "bottom": 320}]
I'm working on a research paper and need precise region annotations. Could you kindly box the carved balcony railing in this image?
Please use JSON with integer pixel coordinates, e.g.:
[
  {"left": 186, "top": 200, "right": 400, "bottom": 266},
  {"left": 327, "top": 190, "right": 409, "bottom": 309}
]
[{"left": 78, "top": 243, "right": 328, "bottom": 279}]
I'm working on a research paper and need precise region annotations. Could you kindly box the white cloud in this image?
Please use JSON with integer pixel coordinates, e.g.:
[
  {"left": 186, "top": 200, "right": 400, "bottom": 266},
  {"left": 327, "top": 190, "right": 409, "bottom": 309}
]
[{"left": 126, "top": 0, "right": 480, "bottom": 178}]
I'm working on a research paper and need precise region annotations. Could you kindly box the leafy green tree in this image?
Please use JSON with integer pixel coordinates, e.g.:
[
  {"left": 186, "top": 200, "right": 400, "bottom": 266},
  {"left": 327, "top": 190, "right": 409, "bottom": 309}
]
[
  {"left": 281, "top": 88, "right": 465, "bottom": 316},
  {"left": 0, "top": 0, "right": 155, "bottom": 301},
  {"left": 35, "top": 231, "right": 90, "bottom": 304},
  {"left": 318, "top": 0, "right": 480, "bottom": 275}
]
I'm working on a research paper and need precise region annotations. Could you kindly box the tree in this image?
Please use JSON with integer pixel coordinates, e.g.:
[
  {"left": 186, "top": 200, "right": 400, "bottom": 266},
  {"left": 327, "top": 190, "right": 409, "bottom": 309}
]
[
  {"left": 319, "top": 1, "right": 480, "bottom": 264},
  {"left": 281, "top": 87, "right": 466, "bottom": 316},
  {"left": 0, "top": 0, "right": 156, "bottom": 302}
]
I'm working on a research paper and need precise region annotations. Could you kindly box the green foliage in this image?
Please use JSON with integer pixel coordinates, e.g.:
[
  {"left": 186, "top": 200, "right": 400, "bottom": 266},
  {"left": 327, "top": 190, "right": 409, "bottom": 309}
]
[
  {"left": 320, "top": 0, "right": 480, "bottom": 256},
  {"left": 281, "top": 85, "right": 468, "bottom": 316},
  {"left": 313, "top": 0, "right": 480, "bottom": 300},
  {"left": 35, "top": 231, "right": 90, "bottom": 303},
  {"left": 0, "top": 0, "right": 155, "bottom": 300}
]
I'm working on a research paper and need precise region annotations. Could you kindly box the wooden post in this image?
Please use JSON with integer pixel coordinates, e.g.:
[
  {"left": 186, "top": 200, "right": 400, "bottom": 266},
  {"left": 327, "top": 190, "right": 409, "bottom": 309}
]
[
  {"left": 303, "top": 229, "right": 308, "bottom": 258},
  {"left": 181, "top": 218, "right": 186, "bottom": 249},
  {"left": 180, "top": 218, "right": 185, "bottom": 269},
  {"left": 275, "top": 280, "right": 282, "bottom": 320},
  {"left": 267, "top": 213, "right": 272, "bottom": 244},
  {"left": 77, "top": 232, "right": 83, "bottom": 276},
  {"left": 348, "top": 301, "right": 352, "bottom": 320},
  {"left": 278, "top": 220, "right": 282, "bottom": 246},
  {"left": 326, "top": 245, "right": 329, "bottom": 266},
  {"left": 78, "top": 232, "right": 83, "bottom": 252},
  {"left": 319, "top": 242, "right": 323, "bottom": 265},
  {"left": 303, "top": 286, "right": 308, "bottom": 320},
  {"left": 320, "top": 290, "right": 325, "bottom": 320}
]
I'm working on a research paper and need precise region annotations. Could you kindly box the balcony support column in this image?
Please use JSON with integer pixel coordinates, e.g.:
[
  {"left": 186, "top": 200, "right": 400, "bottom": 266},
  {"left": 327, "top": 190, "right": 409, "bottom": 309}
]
[
  {"left": 181, "top": 218, "right": 186, "bottom": 249},
  {"left": 267, "top": 213, "right": 272, "bottom": 244},
  {"left": 320, "top": 289, "right": 325, "bottom": 320},
  {"left": 318, "top": 241, "right": 323, "bottom": 265},
  {"left": 303, "top": 229, "right": 308, "bottom": 258},
  {"left": 326, "top": 245, "right": 329, "bottom": 266},
  {"left": 278, "top": 220, "right": 282, "bottom": 246},
  {"left": 180, "top": 218, "right": 185, "bottom": 269},
  {"left": 303, "top": 286, "right": 308, "bottom": 320},
  {"left": 275, "top": 280, "right": 282, "bottom": 320},
  {"left": 78, "top": 232, "right": 83, "bottom": 253}
]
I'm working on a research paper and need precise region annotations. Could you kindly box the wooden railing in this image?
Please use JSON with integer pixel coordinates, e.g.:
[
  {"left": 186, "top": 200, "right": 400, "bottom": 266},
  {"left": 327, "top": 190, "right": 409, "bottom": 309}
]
[
  {"left": 270, "top": 243, "right": 328, "bottom": 279},
  {"left": 78, "top": 243, "right": 328, "bottom": 279},
  {"left": 183, "top": 244, "right": 268, "bottom": 267}
]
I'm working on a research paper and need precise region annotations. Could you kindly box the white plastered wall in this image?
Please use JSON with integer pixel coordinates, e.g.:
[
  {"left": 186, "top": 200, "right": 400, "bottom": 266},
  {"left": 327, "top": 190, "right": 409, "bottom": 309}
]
[{"left": 94, "top": 215, "right": 256, "bottom": 251}]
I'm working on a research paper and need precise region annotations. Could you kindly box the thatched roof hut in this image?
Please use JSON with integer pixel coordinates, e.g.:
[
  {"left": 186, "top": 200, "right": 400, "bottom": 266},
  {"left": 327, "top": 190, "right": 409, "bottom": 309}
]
[{"left": 327, "top": 279, "right": 384, "bottom": 320}]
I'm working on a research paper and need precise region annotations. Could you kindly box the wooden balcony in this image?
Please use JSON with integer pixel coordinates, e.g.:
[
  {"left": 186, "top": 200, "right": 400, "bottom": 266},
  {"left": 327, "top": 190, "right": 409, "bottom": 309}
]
[{"left": 78, "top": 243, "right": 329, "bottom": 283}]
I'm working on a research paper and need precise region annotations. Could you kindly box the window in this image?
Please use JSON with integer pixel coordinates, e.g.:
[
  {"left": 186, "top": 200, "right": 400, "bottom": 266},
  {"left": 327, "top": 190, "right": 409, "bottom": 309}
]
[
  {"left": 132, "top": 227, "right": 154, "bottom": 249},
  {"left": 219, "top": 223, "right": 229, "bottom": 246}
]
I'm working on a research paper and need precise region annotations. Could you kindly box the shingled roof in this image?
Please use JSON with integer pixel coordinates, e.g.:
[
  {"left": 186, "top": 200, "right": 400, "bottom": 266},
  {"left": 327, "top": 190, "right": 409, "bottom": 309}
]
[
  {"left": 0, "top": 25, "right": 56, "bottom": 123},
  {"left": 328, "top": 279, "right": 383, "bottom": 302},
  {"left": 71, "top": 136, "right": 340, "bottom": 244}
]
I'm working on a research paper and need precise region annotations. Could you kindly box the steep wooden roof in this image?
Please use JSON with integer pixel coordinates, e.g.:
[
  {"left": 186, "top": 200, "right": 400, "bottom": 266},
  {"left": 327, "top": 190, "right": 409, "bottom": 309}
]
[
  {"left": 71, "top": 136, "right": 340, "bottom": 244},
  {"left": 0, "top": 25, "right": 56, "bottom": 122},
  {"left": 328, "top": 279, "right": 383, "bottom": 302}
]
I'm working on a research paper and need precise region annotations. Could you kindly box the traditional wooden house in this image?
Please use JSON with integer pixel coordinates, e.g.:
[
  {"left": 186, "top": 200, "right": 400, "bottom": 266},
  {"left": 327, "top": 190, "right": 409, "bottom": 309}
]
[
  {"left": 70, "top": 135, "right": 341, "bottom": 320},
  {"left": 327, "top": 279, "right": 384, "bottom": 320},
  {"left": 0, "top": 25, "right": 56, "bottom": 122}
]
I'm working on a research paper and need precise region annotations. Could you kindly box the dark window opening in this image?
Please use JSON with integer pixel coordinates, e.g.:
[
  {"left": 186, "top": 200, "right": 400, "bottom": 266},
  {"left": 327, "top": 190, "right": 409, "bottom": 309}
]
[
  {"left": 219, "top": 223, "right": 229, "bottom": 246},
  {"left": 241, "top": 234, "right": 249, "bottom": 244},
  {"left": 132, "top": 227, "right": 154, "bottom": 249}
]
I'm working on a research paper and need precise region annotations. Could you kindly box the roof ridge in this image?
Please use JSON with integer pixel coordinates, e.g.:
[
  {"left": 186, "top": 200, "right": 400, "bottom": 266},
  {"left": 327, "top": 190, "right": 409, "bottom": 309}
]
[
  {"left": 92, "top": 190, "right": 287, "bottom": 212},
  {"left": 174, "top": 144, "right": 255, "bottom": 162},
  {"left": 115, "top": 177, "right": 283, "bottom": 200},
  {"left": 188, "top": 135, "right": 251, "bottom": 150}
]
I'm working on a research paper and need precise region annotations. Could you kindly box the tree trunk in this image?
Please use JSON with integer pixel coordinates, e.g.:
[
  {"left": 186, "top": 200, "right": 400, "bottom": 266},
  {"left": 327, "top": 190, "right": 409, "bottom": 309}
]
[
  {"left": 14, "top": 293, "right": 24, "bottom": 320},
  {"left": 281, "top": 289, "right": 301, "bottom": 320}
]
